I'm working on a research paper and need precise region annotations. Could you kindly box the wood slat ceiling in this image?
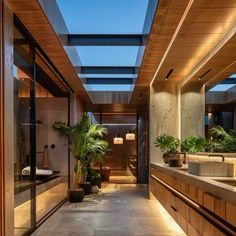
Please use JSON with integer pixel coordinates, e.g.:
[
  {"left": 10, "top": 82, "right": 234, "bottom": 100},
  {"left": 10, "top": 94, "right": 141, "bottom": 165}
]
[
  {"left": 132, "top": 0, "right": 236, "bottom": 103},
  {"left": 7, "top": 0, "right": 91, "bottom": 104}
]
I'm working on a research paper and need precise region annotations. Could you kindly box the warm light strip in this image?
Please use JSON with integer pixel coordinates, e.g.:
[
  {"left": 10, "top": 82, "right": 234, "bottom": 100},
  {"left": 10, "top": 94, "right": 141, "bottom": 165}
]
[
  {"left": 205, "top": 60, "right": 236, "bottom": 88},
  {"left": 151, "top": 174, "right": 199, "bottom": 208},
  {"left": 93, "top": 113, "right": 136, "bottom": 115},
  {"left": 102, "top": 123, "right": 136, "bottom": 126},
  {"left": 151, "top": 174, "right": 236, "bottom": 235},
  {"left": 150, "top": 0, "right": 194, "bottom": 86},
  {"left": 181, "top": 23, "right": 236, "bottom": 87}
]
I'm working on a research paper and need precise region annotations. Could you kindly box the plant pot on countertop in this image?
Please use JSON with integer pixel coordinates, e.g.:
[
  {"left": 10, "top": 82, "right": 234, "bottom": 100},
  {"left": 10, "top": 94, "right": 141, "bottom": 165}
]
[
  {"left": 79, "top": 182, "right": 92, "bottom": 195},
  {"left": 68, "top": 189, "right": 84, "bottom": 203},
  {"left": 163, "top": 152, "right": 178, "bottom": 164},
  {"left": 168, "top": 157, "right": 183, "bottom": 167}
]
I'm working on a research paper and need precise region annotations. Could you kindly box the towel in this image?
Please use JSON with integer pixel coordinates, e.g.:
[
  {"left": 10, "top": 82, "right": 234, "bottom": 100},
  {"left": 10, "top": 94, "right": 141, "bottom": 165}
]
[{"left": 22, "top": 166, "right": 53, "bottom": 176}]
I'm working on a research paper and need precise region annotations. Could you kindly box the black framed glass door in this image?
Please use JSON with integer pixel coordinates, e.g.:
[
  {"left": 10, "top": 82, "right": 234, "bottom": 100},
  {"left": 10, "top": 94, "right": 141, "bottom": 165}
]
[
  {"left": 13, "top": 18, "right": 70, "bottom": 236},
  {"left": 13, "top": 24, "right": 36, "bottom": 235}
]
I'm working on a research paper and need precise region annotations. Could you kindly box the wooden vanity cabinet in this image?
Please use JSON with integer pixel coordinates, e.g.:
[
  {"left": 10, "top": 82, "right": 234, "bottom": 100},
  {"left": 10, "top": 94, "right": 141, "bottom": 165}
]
[{"left": 150, "top": 167, "right": 235, "bottom": 235}]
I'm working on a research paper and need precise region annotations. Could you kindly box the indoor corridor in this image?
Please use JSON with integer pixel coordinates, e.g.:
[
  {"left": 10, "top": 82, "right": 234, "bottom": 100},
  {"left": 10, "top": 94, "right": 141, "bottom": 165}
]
[{"left": 32, "top": 184, "right": 185, "bottom": 236}]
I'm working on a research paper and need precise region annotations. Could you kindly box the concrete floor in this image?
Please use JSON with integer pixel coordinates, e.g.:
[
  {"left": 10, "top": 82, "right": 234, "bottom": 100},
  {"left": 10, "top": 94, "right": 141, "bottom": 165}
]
[{"left": 32, "top": 184, "right": 186, "bottom": 236}]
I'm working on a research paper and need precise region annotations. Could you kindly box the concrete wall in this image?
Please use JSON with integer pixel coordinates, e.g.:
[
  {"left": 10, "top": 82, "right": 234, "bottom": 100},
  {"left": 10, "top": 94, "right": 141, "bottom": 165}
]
[
  {"left": 181, "top": 84, "right": 205, "bottom": 140},
  {"left": 150, "top": 83, "right": 180, "bottom": 163},
  {"left": 149, "top": 83, "right": 205, "bottom": 164}
]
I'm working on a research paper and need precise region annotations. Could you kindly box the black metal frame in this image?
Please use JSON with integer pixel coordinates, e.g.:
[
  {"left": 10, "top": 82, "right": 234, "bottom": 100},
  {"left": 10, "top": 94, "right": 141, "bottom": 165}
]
[
  {"left": 86, "top": 77, "right": 134, "bottom": 85},
  {"left": 77, "top": 66, "right": 138, "bottom": 75},
  {"left": 14, "top": 17, "right": 71, "bottom": 235},
  {"left": 67, "top": 34, "right": 146, "bottom": 46}
]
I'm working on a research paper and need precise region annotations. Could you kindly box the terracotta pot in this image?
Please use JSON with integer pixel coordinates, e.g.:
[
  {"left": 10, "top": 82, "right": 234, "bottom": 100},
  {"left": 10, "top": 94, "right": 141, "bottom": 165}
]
[
  {"left": 68, "top": 189, "right": 84, "bottom": 203},
  {"left": 162, "top": 152, "right": 178, "bottom": 164},
  {"left": 101, "top": 167, "right": 111, "bottom": 181}
]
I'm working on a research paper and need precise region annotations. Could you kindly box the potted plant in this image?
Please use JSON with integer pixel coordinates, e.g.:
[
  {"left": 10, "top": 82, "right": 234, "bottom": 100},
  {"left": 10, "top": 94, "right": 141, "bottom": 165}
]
[
  {"left": 53, "top": 114, "right": 108, "bottom": 200},
  {"left": 209, "top": 126, "right": 236, "bottom": 152},
  {"left": 154, "top": 134, "right": 180, "bottom": 164},
  {"left": 181, "top": 136, "right": 206, "bottom": 163}
]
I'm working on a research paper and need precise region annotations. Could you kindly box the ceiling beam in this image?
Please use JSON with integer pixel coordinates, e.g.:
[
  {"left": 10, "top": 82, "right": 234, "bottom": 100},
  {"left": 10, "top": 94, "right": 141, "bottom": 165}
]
[
  {"left": 67, "top": 34, "right": 146, "bottom": 46},
  {"left": 86, "top": 77, "right": 134, "bottom": 84},
  {"left": 76, "top": 66, "right": 138, "bottom": 74}
]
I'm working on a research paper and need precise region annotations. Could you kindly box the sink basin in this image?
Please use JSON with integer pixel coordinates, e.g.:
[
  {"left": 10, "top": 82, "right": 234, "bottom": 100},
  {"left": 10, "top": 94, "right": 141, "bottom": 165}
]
[
  {"left": 188, "top": 161, "right": 234, "bottom": 177},
  {"left": 214, "top": 179, "right": 236, "bottom": 187}
]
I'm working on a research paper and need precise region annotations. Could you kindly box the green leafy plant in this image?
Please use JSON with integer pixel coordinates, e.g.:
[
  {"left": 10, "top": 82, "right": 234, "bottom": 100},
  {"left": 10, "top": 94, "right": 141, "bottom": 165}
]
[
  {"left": 209, "top": 126, "right": 236, "bottom": 152},
  {"left": 181, "top": 136, "right": 206, "bottom": 153},
  {"left": 154, "top": 134, "right": 180, "bottom": 153},
  {"left": 53, "top": 114, "right": 108, "bottom": 190}
]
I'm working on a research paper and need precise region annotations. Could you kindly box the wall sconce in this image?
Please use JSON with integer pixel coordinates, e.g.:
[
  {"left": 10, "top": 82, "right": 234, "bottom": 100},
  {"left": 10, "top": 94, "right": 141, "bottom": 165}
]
[
  {"left": 126, "top": 131, "right": 135, "bottom": 140},
  {"left": 113, "top": 134, "right": 123, "bottom": 144}
]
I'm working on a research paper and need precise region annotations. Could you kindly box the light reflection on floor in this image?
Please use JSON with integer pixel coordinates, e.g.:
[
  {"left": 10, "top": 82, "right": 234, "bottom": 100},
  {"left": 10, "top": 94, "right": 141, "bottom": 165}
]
[{"left": 32, "top": 183, "right": 186, "bottom": 236}]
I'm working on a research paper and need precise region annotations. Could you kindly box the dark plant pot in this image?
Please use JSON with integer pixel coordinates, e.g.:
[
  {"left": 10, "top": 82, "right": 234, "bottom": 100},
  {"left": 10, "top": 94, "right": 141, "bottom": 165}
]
[
  {"left": 168, "top": 158, "right": 183, "bottom": 167},
  {"left": 68, "top": 189, "right": 84, "bottom": 203},
  {"left": 163, "top": 152, "right": 178, "bottom": 164},
  {"left": 79, "top": 182, "right": 92, "bottom": 195},
  {"left": 91, "top": 175, "right": 102, "bottom": 188},
  {"left": 101, "top": 167, "right": 111, "bottom": 181}
]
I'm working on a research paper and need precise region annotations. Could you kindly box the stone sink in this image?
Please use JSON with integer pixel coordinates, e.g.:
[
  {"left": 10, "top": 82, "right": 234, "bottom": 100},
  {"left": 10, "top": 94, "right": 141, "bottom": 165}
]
[{"left": 188, "top": 161, "right": 234, "bottom": 177}]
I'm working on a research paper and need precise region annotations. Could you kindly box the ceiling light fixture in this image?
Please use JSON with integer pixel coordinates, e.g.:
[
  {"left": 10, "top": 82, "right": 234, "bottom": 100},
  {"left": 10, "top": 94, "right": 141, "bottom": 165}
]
[
  {"left": 126, "top": 131, "right": 135, "bottom": 140},
  {"left": 198, "top": 69, "right": 211, "bottom": 81},
  {"left": 165, "top": 69, "right": 174, "bottom": 81},
  {"left": 113, "top": 134, "right": 123, "bottom": 144}
]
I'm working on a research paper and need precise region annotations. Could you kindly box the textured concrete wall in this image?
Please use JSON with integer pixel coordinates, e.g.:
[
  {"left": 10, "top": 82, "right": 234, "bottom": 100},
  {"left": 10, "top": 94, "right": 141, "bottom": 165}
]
[
  {"left": 150, "top": 84, "right": 180, "bottom": 164},
  {"left": 181, "top": 84, "right": 205, "bottom": 140}
]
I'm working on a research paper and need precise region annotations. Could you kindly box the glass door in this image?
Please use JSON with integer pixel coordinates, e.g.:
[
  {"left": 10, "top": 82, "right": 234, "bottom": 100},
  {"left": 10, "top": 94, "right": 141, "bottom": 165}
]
[{"left": 13, "top": 25, "right": 36, "bottom": 235}]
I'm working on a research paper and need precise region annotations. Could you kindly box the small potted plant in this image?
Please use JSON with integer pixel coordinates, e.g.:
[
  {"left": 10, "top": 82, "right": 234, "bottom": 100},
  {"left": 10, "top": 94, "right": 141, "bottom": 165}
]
[{"left": 154, "top": 134, "right": 180, "bottom": 164}]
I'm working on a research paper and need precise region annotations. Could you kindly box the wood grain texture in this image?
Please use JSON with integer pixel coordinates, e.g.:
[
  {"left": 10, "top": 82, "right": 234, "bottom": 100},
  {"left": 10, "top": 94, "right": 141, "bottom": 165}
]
[
  {"left": 132, "top": 0, "right": 236, "bottom": 103},
  {"left": 0, "top": 0, "right": 4, "bottom": 235},
  {"left": 7, "top": 0, "right": 91, "bottom": 104},
  {"left": 3, "top": 1, "right": 14, "bottom": 235}
]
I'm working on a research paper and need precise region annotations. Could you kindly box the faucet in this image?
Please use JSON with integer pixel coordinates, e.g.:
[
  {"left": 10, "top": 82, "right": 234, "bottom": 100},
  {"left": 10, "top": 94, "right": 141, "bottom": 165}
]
[{"left": 208, "top": 154, "right": 225, "bottom": 162}]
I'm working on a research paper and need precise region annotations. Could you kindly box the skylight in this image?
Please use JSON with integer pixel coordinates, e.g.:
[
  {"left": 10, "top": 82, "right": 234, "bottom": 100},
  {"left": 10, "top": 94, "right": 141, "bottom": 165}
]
[
  {"left": 75, "top": 46, "right": 139, "bottom": 66},
  {"left": 209, "top": 84, "right": 236, "bottom": 92},
  {"left": 84, "top": 84, "right": 133, "bottom": 92},
  {"left": 50, "top": 0, "right": 158, "bottom": 103},
  {"left": 56, "top": 0, "right": 149, "bottom": 34}
]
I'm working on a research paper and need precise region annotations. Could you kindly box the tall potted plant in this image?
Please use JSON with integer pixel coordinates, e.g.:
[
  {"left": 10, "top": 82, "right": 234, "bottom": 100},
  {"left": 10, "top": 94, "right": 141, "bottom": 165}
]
[
  {"left": 53, "top": 114, "right": 108, "bottom": 200},
  {"left": 154, "top": 134, "right": 180, "bottom": 163}
]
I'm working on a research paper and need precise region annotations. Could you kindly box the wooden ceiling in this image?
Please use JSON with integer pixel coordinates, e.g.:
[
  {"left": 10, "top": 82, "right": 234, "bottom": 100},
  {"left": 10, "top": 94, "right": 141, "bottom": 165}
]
[
  {"left": 132, "top": 0, "right": 236, "bottom": 103},
  {"left": 7, "top": 0, "right": 236, "bottom": 110},
  {"left": 7, "top": 0, "right": 91, "bottom": 104}
]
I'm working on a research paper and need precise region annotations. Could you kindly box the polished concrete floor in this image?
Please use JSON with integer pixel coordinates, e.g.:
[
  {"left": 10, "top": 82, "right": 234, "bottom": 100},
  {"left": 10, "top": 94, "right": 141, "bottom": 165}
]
[{"left": 32, "top": 184, "right": 185, "bottom": 236}]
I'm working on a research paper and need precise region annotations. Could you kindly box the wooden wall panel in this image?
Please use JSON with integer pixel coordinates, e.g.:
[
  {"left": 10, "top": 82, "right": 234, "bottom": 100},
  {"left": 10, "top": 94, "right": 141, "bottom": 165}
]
[
  {"left": 0, "top": 0, "right": 4, "bottom": 235},
  {"left": 3, "top": 1, "right": 14, "bottom": 235}
]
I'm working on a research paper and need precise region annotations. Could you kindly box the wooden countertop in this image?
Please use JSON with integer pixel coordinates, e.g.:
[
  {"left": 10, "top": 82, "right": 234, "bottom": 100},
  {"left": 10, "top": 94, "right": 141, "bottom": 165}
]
[{"left": 150, "top": 163, "right": 236, "bottom": 205}]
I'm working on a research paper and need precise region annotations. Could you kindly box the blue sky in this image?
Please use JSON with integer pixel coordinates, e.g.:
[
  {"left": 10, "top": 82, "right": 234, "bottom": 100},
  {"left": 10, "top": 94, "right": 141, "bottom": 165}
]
[
  {"left": 56, "top": 0, "right": 149, "bottom": 34},
  {"left": 56, "top": 0, "right": 150, "bottom": 92}
]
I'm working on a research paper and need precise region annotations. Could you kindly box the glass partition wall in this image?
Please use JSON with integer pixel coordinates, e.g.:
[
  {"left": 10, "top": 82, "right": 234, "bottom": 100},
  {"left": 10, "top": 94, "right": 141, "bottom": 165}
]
[{"left": 13, "top": 19, "right": 70, "bottom": 236}]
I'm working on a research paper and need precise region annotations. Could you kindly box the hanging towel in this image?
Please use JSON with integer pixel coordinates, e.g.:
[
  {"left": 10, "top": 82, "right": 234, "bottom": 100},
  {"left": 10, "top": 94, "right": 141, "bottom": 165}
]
[{"left": 22, "top": 166, "right": 53, "bottom": 176}]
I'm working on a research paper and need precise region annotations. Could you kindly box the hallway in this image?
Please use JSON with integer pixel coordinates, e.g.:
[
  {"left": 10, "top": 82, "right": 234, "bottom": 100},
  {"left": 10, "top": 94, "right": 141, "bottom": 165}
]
[{"left": 32, "top": 184, "right": 186, "bottom": 236}]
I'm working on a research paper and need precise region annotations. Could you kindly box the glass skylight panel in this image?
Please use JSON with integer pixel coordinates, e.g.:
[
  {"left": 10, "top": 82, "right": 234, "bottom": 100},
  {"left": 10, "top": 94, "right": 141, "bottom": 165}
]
[
  {"left": 56, "top": 0, "right": 149, "bottom": 34},
  {"left": 209, "top": 84, "right": 236, "bottom": 92},
  {"left": 78, "top": 74, "right": 137, "bottom": 79},
  {"left": 229, "top": 73, "right": 236, "bottom": 78},
  {"left": 75, "top": 46, "right": 139, "bottom": 66},
  {"left": 84, "top": 84, "right": 133, "bottom": 92}
]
